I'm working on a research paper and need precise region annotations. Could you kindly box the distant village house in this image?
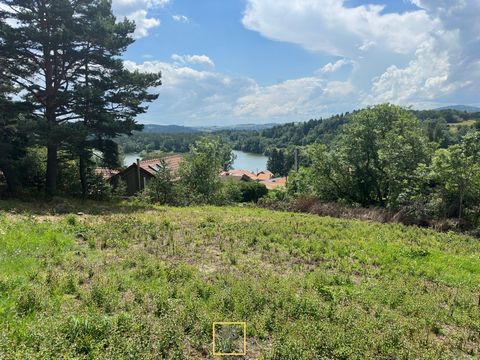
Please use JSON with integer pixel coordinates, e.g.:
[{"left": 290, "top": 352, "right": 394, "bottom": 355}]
[
  {"left": 220, "top": 169, "right": 287, "bottom": 190},
  {"left": 110, "top": 155, "right": 183, "bottom": 196}
]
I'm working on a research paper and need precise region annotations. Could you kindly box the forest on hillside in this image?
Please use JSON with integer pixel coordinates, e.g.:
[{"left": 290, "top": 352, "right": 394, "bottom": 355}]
[{"left": 117, "top": 108, "right": 480, "bottom": 157}]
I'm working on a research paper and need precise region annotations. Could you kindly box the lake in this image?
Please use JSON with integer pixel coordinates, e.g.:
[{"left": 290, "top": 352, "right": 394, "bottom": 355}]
[
  {"left": 123, "top": 150, "right": 268, "bottom": 172},
  {"left": 123, "top": 153, "right": 141, "bottom": 167},
  {"left": 232, "top": 150, "right": 268, "bottom": 172}
]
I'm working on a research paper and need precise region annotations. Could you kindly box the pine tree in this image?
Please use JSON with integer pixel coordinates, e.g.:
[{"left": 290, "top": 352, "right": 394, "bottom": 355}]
[
  {"left": 0, "top": 52, "right": 31, "bottom": 194},
  {"left": 0, "top": 0, "right": 160, "bottom": 198}
]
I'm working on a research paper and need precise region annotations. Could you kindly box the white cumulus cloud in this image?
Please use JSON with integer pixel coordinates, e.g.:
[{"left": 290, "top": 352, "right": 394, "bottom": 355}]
[
  {"left": 171, "top": 54, "right": 215, "bottom": 67},
  {"left": 112, "top": 0, "right": 170, "bottom": 38},
  {"left": 242, "top": 0, "right": 480, "bottom": 111},
  {"left": 123, "top": 58, "right": 356, "bottom": 124},
  {"left": 172, "top": 15, "right": 190, "bottom": 23},
  {"left": 320, "top": 59, "right": 353, "bottom": 74},
  {"left": 242, "top": 0, "right": 437, "bottom": 57}
]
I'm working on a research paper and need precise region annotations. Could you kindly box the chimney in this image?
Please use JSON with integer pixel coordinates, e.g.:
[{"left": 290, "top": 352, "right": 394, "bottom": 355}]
[{"left": 137, "top": 158, "right": 141, "bottom": 192}]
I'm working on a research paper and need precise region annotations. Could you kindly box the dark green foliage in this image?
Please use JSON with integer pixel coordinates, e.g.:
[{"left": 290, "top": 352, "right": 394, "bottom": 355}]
[
  {"left": 402, "top": 131, "right": 480, "bottom": 225},
  {"left": 295, "top": 104, "right": 433, "bottom": 208},
  {"left": 238, "top": 181, "right": 268, "bottom": 203},
  {"left": 0, "top": 0, "right": 160, "bottom": 198},
  {"left": 178, "top": 137, "right": 234, "bottom": 204},
  {"left": 267, "top": 148, "right": 296, "bottom": 176},
  {"left": 144, "top": 158, "right": 177, "bottom": 204}
]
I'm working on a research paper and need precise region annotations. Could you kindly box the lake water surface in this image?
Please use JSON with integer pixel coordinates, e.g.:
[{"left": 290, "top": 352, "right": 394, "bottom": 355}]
[
  {"left": 232, "top": 150, "right": 268, "bottom": 172},
  {"left": 123, "top": 153, "right": 140, "bottom": 167},
  {"left": 123, "top": 150, "right": 268, "bottom": 172}
]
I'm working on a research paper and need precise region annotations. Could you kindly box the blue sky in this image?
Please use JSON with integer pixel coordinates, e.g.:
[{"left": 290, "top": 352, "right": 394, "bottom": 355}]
[{"left": 112, "top": 0, "right": 480, "bottom": 125}]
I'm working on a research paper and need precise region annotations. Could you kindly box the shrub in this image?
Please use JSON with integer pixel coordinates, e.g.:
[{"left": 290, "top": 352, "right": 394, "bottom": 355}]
[{"left": 238, "top": 181, "right": 268, "bottom": 203}]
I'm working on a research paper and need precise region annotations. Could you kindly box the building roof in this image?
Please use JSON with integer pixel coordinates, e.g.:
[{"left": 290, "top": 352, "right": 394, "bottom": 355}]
[
  {"left": 116, "top": 154, "right": 184, "bottom": 178},
  {"left": 259, "top": 177, "right": 287, "bottom": 190},
  {"left": 137, "top": 155, "right": 183, "bottom": 176},
  {"left": 220, "top": 169, "right": 258, "bottom": 181},
  {"left": 256, "top": 170, "right": 274, "bottom": 181},
  {"left": 95, "top": 167, "right": 119, "bottom": 180}
]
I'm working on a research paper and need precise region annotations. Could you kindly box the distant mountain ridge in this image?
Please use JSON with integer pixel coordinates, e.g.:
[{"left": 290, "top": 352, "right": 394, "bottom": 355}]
[
  {"left": 142, "top": 124, "right": 197, "bottom": 133},
  {"left": 434, "top": 105, "right": 480, "bottom": 113},
  {"left": 196, "top": 123, "right": 278, "bottom": 132},
  {"left": 141, "top": 123, "right": 277, "bottom": 133}
]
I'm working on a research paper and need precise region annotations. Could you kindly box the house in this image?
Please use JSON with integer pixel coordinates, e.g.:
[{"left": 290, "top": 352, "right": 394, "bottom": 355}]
[
  {"left": 220, "top": 169, "right": 259, "bottom": 182},
  {"left": 220, "top": 168, "right": 286, "bottom": 190},
  {"left": 95, "top": 167, "right": 119, "bottom": 180},
  {"left": 256, "top": 170, "right": 274, "bottom": 181},
  {"left": 259, "top": 177, "right": 287, "bottom": 190},
  {"left": 111, "top": 155, "right": 183, "bottom": 196}
]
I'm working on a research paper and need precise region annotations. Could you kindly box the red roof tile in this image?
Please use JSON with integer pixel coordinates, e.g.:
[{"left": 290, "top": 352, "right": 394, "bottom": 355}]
[
  {"left": 260, "top": 177, "right": 287, "bottom": 190},
  {"left": 220, "top": 169, "right": 258, "bottom": 180},
  {"left": 138, "top": 155, "right": 183, "bottom": 175}
]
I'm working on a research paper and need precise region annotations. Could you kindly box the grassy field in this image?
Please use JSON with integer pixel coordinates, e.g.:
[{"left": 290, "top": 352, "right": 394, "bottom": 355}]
[
  {"left": 448, "top": 120, "right": 478, "bottom": 134},
  {"left": 0, "top": 200, "right": 479, "bottom": 359}
]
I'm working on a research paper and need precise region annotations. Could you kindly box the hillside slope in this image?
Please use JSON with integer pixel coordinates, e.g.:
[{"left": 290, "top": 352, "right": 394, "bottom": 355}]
[
  {"left": 435, "top": 105, "right": 480, "bottom": 113},
  {"left": 0, "top": 202, "right": 479, "bottom": 359}
]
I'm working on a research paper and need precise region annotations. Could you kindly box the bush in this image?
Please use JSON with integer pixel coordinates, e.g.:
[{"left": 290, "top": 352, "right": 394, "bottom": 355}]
[
  {"left": 220, "top": 180, "right": 243, "bottom": 203},
  {"left": 86, "top": 174, "right": 113, "bottom": 201},
  {"left": 238, "top": 181, "right": 268, "bottom": 203},
  {"left": 143, "top": 160, "right": 177, "bottom": 205}
]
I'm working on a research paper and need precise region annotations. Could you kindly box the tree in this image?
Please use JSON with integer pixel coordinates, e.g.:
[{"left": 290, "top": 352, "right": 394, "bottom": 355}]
[
  {"left": 238, "top": 181, "right": 268, "bottom": 203},
  {"left": 306, "top": 104, "right": 433, "bottom": 207},
  {"left": 0, "top": 0, "right": 160, "bottom": 198},
  {"left": 428, "top": 131, "right": 480, "bottom": 221},
  {"left": 0, "top": 98, "right": 29, "bottom": 194},
  {"left": 178, "top": 137, "right": 228, "bottom": 204},
  {"left": 145, "top": 158, "right": 176, "bottom": 204},
  {"left": 0, "top": 57, "right": 31, "bottom": 194},
  {"left": 267, "top": 148, "right": 285, "bottom": 176}
]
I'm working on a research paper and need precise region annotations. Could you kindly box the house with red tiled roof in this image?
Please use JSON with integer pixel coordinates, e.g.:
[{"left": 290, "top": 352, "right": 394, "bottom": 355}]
[
  {"left": 111, "top": 155, "right": 183, "bottom": 196},
  {"left": 220, "top": 168, "right": 286, "bottom": 190},
  {"left": 95, "top": 167, "right": 119, "bottom": 180},
  {"left": 256, "top": 170, "right": 274, "bottom": 181},
  {"left": 220, "top": 169, "right": 258, "bottom": 181},
  {"left": 260, "top": 177, "right": 287, "bottom": 190}
]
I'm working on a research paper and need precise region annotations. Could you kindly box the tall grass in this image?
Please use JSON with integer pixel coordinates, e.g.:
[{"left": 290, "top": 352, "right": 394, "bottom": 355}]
[{"left": 0, "top": 202, "right": 479, "bottom": 358}]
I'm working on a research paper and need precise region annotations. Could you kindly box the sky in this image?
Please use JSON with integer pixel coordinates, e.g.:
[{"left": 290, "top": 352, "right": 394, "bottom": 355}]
[{"left": 112, "top": 0, "right": 480, "bottom": 126}]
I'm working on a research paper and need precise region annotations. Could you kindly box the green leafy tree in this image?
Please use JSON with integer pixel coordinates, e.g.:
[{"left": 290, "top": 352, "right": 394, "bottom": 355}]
[
  {"left": 305, "top": 104, "right": 433, "bottom": 207},
  {"left": 267, "top": 148, "right": 286, "bottom": 176},
  {"left": 238, "top": 181, "right": 268, "bottom": 203},
  {"left": 428, "top": 131, "right": 480, "bottom": 221},
  {"left": 179, "top": 137, "right": 228, "bottom": 204},
  {"left": 0, "top": 59, "right": 32, "bottom": 194}
]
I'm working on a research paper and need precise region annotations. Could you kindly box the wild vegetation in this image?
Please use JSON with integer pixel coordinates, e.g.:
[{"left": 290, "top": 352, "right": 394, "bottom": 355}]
[
  {"left": 0, "top": 200, "right": 479, "bottom": 359},
  {"left": 284, "top": 105, "right": 480, "bottom": 230}
]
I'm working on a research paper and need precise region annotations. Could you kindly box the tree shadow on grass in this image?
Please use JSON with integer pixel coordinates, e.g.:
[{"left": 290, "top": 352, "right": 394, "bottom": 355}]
[{"left": 0, "top": 197, "right": 157, "bottom": 216}]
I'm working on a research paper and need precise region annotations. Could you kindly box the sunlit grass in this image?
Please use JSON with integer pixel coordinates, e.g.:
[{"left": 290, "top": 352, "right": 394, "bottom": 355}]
[{"left": 0, "top": 201, "right": 479, "bottom": 358}]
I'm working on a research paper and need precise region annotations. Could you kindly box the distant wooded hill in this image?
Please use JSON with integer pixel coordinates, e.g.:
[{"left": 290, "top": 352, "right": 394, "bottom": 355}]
[
  {"left": 142, "top": 124, "right": 197, "bottom": 133},
  {"left": 435, "top": 105, "right": 480, "bottom": 113},
  {"left": 118, "top": 108, "right": 479, "bottom": 156},
  {"left": 218, "top": 108, "right": 480, "bottom": 154},
  {"left": 141, "top": 123, "right": 277, "bottom": 134}
]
